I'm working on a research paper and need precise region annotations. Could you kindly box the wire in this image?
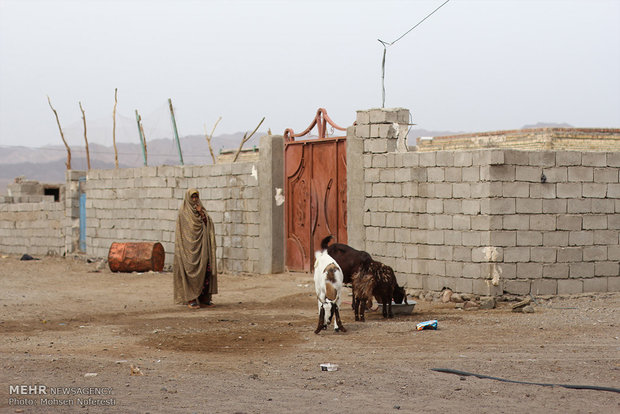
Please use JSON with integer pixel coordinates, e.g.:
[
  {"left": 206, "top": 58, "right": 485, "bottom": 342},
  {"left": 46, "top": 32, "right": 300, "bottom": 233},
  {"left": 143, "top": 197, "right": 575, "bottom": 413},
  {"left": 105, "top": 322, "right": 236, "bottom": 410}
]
[
  {"left": 378, "top": 0, "right": 451, "bottom": 108},
  {"left": 380, "top": 0, "right": 451, "bottom": 48},
  {"left": 431, "top": 368, "right": 620, "bottom": 394}
]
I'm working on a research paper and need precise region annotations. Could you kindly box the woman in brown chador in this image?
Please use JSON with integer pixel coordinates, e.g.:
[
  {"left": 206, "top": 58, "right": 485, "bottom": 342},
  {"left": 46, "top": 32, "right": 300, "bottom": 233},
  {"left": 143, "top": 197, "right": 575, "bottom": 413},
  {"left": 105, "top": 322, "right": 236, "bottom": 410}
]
[{"left": 173, "top": 188, "right": 218, "bottom": 309}]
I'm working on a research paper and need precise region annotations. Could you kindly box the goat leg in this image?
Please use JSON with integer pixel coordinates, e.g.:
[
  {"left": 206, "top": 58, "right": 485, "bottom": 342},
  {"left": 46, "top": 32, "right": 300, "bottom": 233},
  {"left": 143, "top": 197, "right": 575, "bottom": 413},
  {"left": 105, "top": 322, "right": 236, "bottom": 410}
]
[
  {"left": 359, "top": 299, "right": 366, "bottom": 322},
  {"left": 334, "top": 305, "right": 347, "bottom": 333},
  {"left": 353, "top": 298, "right": 360, "bottom": 321},
  {"left": 315, "top": 306, "right": 326, "bottom": 334}
]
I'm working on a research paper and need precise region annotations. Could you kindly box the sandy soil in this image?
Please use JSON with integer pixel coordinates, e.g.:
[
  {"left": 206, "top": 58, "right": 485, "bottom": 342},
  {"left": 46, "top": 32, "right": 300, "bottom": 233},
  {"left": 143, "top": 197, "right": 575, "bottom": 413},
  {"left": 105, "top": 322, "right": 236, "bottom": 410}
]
[{"left": 0, "top": 255, "right": 619, "bottom": 413}]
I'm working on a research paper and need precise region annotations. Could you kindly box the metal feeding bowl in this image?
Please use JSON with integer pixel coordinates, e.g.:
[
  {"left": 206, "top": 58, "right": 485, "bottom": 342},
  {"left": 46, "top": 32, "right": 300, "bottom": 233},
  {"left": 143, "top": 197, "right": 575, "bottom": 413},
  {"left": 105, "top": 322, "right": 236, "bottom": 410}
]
[{"left": 373, "top": 300, "right": 417, "bottom": 315}]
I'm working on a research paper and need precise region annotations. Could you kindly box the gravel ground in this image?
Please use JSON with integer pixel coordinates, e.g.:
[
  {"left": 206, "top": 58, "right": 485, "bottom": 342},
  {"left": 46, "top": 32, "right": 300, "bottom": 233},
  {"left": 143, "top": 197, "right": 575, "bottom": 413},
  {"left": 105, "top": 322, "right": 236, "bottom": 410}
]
[{"left": 0, "top": 255, "right": 619, "bottom": 413}]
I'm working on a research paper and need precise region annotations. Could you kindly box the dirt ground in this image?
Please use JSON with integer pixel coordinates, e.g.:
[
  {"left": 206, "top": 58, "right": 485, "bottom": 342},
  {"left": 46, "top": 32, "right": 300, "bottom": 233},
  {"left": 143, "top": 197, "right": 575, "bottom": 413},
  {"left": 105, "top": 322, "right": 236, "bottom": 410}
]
[{"left": 0, "top": 255, "right": 618, "bottom": 414}]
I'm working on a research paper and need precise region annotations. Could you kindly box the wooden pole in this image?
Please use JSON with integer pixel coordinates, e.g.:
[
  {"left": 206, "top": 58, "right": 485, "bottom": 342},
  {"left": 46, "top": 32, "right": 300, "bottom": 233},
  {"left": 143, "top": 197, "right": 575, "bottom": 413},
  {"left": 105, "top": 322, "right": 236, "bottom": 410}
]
[
  {"left": 135, "top": 110, "right": 147, "bottom": 166},
  {"left": 204, "top": 116, "right": 221, "bottom": 164},
  {"left": 112, "top": 88, "right": 119, "bottom": 168},
  {"left": 47, "top": 96, "right": 71, "bottom": 170},
  {"left": 233, "top": 117, "right": 265, "bottom": 162},
  {"left": 168, "top": 98, "right": 184, "bottom": 165},
  {"left": 79, "top": 101, "right": 91, "bottom": 170}
]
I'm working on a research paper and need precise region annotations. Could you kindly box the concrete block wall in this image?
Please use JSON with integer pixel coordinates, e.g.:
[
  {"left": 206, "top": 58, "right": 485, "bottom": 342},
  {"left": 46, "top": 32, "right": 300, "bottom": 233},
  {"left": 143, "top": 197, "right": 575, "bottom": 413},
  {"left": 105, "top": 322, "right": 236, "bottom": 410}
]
[
  {"left": 0, "top": 199, "right": 65, "bottom": 256},
  {"left": 85, "top": 162, "right": 261, "bottom": 273},
  {"left": 352, "top": 108, "right": 620, "bottom": 296}
]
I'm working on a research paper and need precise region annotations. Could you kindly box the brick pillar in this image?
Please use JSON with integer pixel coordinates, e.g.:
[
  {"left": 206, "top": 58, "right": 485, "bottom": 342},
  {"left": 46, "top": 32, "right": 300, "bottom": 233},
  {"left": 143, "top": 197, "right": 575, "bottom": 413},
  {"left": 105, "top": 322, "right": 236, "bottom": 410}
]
[
  {"left": 65, "top": 170, "right": 86, "bottom": 254},
  {"left": 258, "top": 135, "right": 285, "bottom": 274},
  {"left": 347, "top": 108, "right": 410, "bottom": 251}
]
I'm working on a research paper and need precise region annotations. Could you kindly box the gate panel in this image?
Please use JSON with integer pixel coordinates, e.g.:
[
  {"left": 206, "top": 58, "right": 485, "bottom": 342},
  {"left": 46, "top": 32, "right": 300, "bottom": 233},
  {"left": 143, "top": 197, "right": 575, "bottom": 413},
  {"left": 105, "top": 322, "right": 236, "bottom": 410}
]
[{"left": 284, "top": 108, "right": 348, "bottom": 272}]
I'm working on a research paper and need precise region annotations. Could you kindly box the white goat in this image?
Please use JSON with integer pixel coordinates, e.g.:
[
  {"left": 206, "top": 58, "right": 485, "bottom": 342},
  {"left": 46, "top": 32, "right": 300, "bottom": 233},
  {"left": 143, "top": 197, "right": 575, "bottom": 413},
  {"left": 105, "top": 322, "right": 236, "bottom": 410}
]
[{"left": 313, "top": 250, "right": 346, "bottom": 334}]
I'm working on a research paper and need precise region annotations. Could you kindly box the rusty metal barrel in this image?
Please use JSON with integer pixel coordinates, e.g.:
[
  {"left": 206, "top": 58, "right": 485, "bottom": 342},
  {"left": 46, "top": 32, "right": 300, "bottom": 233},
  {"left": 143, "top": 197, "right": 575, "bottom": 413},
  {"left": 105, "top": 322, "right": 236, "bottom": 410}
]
[{"left": 108, "top": 242, "right": 165, "bottom": 272}]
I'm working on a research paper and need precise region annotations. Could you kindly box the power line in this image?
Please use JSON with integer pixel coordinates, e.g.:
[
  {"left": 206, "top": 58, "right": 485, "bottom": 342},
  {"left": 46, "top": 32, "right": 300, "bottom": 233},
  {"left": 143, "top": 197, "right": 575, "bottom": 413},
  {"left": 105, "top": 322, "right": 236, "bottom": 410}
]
[{"left": 378, "top": 0, "right": 451, "bottom": 108}]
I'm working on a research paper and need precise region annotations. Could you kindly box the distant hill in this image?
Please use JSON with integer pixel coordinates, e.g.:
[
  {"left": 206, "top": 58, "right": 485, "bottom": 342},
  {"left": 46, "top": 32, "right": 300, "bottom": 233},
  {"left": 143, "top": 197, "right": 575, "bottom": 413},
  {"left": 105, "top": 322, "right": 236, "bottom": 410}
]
[
  {"left": 0, "top": 132, "right": 262, "bottom": 195},
  {"left": 0, "top": 123, "right": 576, "bottom": 195}
]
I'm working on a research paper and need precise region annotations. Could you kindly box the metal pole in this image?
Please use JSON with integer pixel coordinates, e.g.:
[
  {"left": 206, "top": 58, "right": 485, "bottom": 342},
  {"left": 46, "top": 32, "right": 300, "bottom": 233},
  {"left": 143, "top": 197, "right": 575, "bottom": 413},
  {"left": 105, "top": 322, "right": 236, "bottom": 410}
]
[
  {"left": 168, "top": 98, "right": 184, "bottom": 165},
  {"left": 135, "top": 110, "right": 147, "bottom": 166}
]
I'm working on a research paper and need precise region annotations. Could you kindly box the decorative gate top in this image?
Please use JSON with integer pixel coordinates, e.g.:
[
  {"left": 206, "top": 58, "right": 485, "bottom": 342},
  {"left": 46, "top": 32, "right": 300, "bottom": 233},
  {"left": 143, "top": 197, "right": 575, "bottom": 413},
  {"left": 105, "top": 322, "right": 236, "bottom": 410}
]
[{"left": 284, "top": 108, "right": 347, "bottom": 142}]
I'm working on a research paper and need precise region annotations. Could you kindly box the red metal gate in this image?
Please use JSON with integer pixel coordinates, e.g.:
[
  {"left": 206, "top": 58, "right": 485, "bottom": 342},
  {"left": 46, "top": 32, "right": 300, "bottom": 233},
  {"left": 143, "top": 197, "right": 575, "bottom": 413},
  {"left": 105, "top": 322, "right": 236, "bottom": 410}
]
[{"left": 284, "top": 108, "right": 348, "bottom": 272}]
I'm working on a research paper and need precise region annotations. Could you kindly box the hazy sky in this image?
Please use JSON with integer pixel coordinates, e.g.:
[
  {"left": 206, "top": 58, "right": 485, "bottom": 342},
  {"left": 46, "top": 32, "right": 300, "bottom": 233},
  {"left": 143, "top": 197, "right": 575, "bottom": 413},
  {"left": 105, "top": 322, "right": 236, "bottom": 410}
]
[{"left": 1, "top": 0, "right": 619, "bottom": 148}]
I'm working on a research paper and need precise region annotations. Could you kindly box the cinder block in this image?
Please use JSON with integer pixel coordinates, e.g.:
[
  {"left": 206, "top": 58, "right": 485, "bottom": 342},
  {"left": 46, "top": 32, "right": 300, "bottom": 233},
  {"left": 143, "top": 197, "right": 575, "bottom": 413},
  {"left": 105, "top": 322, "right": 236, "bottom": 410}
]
[
  {"left": 503, "top": 215, "right": 529, "bottom": 231},
  {"left": 608, "top": 276, "right": 620, "bottom": 291},
  {"left": 543, "top": 263, "right": 569, "bottom": 279},
  {"left": 462, "top": 167, "right": 480, "bottom": 182},
  {"left": 583, "top": 277, "right": 608, "bottom": 293},
  {"left": 516, "top": 231, "right": 543, "bottom": 246},
  {"left": 570, "top": 263, "right": 595, "bottom": 278},
  {"left": 556, "top": 151, "right": 581, "bottom": 166},
  {"left": 444, "top": 167, "right": 462, "bottom": 182},
  {"left": 557, "top": 247, "right": 583, "bottom": 262},
  {"left": 475, "top": 150, "right": 505, "bottom": 166},
  {"left": 595, "top": 262, "right": 619, "bottom": 276},
  {"left": 472, "top": 278, "right": 503, "bottom": 296},
  {"left": 504, "top": 280, "right": 531, "bottom": 295},
  {"left": 542, "top": 199, "right": 567, "bottom": 214},
  {"left": 568, "top": 199, "right": 592, "bottom": 214},
  {"left": 583, "top": 246, "right": 607, "bottom": 261},
  {"left": 461, "top": 263, "right": 481, "bottom": 279},
  {"left": 435, "top": 183, "right": 452, "bottom": 198},
  {"left": 608, "top": 184, "right": 620, "bottom": 198},
  {"left": 568, "top": 166, "right": 594, "bottom": 182},
  {"left": 483, "top": 198, "right": 516, "bottom": 215},
  {"left": 487, "top": 165, "right": 515, "bottom": 181},
  {"left": 402, "top": 152, "right": 420, "bottom": 167},
  {"left": 592, "top": 199, "right": 615, "bottom": 213},
  {"left": 558, "top": 279, "right": 583, "bottom": 295},
  {"left": 435, "top": 151, "right": 454, "bottom": 167},
  {"left": 355, "top": 124, "right": 371, "bottom": 138},
  {"left": 462, "top": 200, "right": 481, "bottom": 215},
  {"left": 503, "top": 247, "right": 530, "bottom": 262},
  {"left": 582, "top": 215, "right": 607, "bottom": 230},
  {"left": 516, "top": 198, "right": 542, "bottom": 214},
  {"left": 582, "top": 152, "right": 607, "bottom": 167},
  {"left": 454, "top": 152, "right": 473, "bottom": 167},
  {"left": 529, "top": 152, "right": 555, "bottom": 168},
  {"left": 455, "top": 277, "right": 473, "bottom": 294},
  {"left": 516, "top": 262, "right": 543, "bottom": 279},
  {"left": 453, "top": 215, "right": 471, "bottom": 230},
  {"left": 516, "top": 166, "right": 541, "bottom": 182},
  {"left": 490, "top": 231, "right": 517, "bottom": 246},
  {"left": 543, "top": 231, "right": 569, "bottom": 246},
  {"left": 557, "top": 183, "right": 582, "bottom": 198},
  {"left": 446, "top": 262, "right": 463, "bottom": 278},
  {"left": 356, "top": 110, "right": 370, "bottom": 125},
  {"left": 542, "top": 167, "right": 567, "bottom": 182},
  {"left": 419, "top": 152, "right": 436, "bottom": 167},
  {"left": 531, "top": 279, "right": 558, "bottom": 295},
  {"left": 608, "top": 245, "right": 620, "bottom": 261},
  {"left": 530, "top": 216, "right": 556, "bottom": 231},
  {"left": 504, "top": 150, "right": 530, "bottom": 165},
  {"left": 529, "top": 183, "right": 556, "bottom": 199},
  {"left": 504, "top": 182, "right": 530, "bottom": 198},
  {"left": 594, "top": 168, "right": 619, "bottom": 183},
  {"left": 452, "top": 183, "right": 471, "bottom": 199},
  {"left": 569, "top": 231, "right": 594, "bottom": 246},
  {"left": 582, "top": 183, "right": 607, "bottom": 198},
  {"left": 531, "top": 247, "right": 556, "bottom": 263}
]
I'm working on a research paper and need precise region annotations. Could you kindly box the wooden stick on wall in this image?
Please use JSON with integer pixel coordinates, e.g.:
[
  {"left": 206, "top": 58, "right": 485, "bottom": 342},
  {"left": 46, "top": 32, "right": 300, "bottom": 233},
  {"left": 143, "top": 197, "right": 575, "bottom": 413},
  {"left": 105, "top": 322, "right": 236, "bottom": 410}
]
[
  {"left": 233, "top": 117, "right": 265, "bottom": 162},
  {"left": 112, "top": 88, "right": 119, "bottom": 168},
  {"left": 79, "top": 101, "right": 91, "bottom": 170},
  {"left": 47, "top": 95, "right": 71, "bottom": 170},
  {"left": 204, "top": 116, "right": 221, "bottom": 164}
]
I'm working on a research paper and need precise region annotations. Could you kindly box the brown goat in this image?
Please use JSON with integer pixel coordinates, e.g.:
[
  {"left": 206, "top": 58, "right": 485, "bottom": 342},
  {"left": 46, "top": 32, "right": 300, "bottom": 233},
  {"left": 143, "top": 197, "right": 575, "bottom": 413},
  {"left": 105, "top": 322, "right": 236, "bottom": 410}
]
[
  {"left": 321, "top": 235, "right": 406, "bottom": 312},
  {"left": 352, "top": 261, "right": 406, "bottom": 322}
]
